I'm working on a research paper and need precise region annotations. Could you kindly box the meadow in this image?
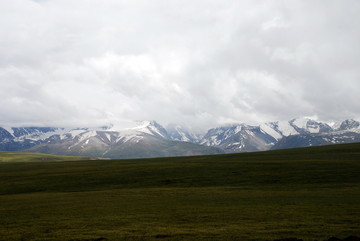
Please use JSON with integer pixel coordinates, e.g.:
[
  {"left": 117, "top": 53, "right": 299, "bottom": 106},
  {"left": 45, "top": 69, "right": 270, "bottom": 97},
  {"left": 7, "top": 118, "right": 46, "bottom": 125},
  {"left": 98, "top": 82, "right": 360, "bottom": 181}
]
[
  {"left": 0, "top": 143, "right": 359, "bottom": 241},
  {"left": 0, "top": 151, "right": 87, "bottom": 163}
]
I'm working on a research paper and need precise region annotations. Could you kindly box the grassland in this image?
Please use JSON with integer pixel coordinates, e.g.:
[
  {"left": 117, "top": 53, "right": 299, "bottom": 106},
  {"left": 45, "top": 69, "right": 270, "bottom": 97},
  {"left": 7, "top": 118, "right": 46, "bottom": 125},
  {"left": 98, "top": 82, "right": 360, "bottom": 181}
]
[
  {"left": 0, "top": 143, "right": 359, "bottom": 241},
  {"left": 0, "top": 151, "right": 88, "bottom": 163}
]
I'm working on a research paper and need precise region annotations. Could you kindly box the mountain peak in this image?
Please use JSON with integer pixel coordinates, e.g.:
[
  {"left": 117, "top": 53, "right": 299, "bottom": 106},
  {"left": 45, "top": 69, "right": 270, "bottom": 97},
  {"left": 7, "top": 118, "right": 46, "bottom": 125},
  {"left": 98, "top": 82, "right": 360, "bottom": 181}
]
[
  {"left": 127, "top": 120, "right": 169, "bottom": 139},
  {"left": 290, "top": 117, "right": 313, "bottom": 128},
  {"left": 338, "top": 119, "right": 360, "bottom": 131},
  {"left": 289, "top": 118, "right": 332, "bottom": 134}
]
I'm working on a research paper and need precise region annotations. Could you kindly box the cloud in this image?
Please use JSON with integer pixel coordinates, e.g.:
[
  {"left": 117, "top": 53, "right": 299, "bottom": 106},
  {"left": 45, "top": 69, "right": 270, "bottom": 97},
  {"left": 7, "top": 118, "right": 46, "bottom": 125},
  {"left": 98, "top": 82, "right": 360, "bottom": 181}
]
[{"left": 0, "top": 0, "right": 359, "bottom": 130}]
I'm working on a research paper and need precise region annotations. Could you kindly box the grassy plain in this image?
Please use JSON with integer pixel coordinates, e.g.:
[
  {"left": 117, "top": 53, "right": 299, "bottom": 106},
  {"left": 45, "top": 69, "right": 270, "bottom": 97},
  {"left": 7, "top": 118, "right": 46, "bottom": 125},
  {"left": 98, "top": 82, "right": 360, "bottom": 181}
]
[
  {"left": 0, "top": 143, "right": 359, "bottom": 241},
  {"left": 0, "top": 151, "right": 87, "bottom": 163}
]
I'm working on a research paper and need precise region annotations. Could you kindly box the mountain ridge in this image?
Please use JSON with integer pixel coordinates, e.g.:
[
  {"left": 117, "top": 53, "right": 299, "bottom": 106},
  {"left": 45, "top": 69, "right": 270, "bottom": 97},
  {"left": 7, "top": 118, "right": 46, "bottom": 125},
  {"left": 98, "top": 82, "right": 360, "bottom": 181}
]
[
  {"left": 198, "top": 118, "right": 360, "bottom": 152},
  {"left": 1, "top": 118, "right": 359, "bottom": 158},
  {"left": 0, "top": 121, "right": 224, "bottom": 159}
]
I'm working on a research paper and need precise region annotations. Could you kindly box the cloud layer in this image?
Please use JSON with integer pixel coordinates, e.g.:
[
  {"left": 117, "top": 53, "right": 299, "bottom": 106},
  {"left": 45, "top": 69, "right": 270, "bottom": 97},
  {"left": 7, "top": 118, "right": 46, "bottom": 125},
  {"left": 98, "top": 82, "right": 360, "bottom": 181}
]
[{"left": 1, "top": 0, "right": 359, "bottom": 130}]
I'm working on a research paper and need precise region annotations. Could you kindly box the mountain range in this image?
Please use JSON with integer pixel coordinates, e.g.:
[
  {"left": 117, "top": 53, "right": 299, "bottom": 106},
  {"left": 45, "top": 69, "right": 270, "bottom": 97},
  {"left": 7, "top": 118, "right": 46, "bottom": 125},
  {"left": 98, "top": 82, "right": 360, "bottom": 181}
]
[
  {"left": 0, "top": 118, "right": 359, "bottom": 159},
  {"left": 200, "top": 118, "right": 360, "bottom": 152}
]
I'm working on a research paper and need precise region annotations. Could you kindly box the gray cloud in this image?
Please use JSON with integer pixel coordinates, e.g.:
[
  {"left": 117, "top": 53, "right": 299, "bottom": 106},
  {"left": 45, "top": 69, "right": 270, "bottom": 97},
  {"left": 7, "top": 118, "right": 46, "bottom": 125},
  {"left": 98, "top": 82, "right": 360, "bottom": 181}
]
[{"left": 0, "top": 0, "right": 359, "bottom": 131}]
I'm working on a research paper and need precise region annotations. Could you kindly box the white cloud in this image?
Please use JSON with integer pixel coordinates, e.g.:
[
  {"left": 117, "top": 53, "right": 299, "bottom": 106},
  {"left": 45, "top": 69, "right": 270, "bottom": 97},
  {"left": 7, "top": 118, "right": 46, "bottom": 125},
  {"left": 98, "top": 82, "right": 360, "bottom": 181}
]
[{"left": 0, "top": 0, "right": 359, "bottom": 130}]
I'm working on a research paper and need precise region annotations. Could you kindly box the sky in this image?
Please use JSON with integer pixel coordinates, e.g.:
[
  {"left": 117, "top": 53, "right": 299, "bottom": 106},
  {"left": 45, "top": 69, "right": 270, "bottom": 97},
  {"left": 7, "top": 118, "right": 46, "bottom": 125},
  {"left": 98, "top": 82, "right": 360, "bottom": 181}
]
[{"left": 0, "top": 0, "right": 359, "bottom": 131}]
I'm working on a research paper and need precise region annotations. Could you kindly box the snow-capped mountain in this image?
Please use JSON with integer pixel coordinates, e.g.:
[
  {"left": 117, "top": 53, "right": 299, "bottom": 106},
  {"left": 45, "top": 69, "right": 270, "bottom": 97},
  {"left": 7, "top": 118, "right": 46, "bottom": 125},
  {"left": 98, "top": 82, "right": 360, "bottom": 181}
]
[
  {"left": 260, "top": 121, "right": 298, "bottom": 139},
  {"left": 113, "top": 120, "right": 171, "bottom": 139},
  {"left": 166, "top": 124, "right": 202, "bottom": 143},
  {"left": 199, "top": 118, "right": 360, "bottom": 152},
  {"left": 272, "top": 129, "right": 360, "bottom": 150},
  {"left": 288, "top": 118, "right": 333, "bottom": 134},
  {"left": 198, "top": 119, "right": 306, "bottom": 152},
  {"left": 199, "top": 124, "right": 277, "bottom": 152},
  {"left": 0, "top": 121, "right": 223, "bottom": 159},
  {"left": 272, "top": 119, "right": 360, "bottom": 150},
  {"left": 1, "top": 118, "right": 359, "bottom": 158},
  {"left": 0, "top": 127, "right": 73, "bottom": 151},
  {"left": 336, "top": 119, "right": 360, "bottom": 131}
]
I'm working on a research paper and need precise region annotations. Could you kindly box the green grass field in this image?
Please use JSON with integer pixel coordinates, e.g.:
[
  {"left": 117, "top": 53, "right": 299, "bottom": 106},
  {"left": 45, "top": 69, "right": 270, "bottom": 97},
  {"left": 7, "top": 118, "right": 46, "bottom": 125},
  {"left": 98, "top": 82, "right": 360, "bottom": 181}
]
[
  {"left": 0, "top": 151, "right": 88, "bottom": 163},
  {"left": 0, "top": 143, "right": 359, "bottom": 241}
]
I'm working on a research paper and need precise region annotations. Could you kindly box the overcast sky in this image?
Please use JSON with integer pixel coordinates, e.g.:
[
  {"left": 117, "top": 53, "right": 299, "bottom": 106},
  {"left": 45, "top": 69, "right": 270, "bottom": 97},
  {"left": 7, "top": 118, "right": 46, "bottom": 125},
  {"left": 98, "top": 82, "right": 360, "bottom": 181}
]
[{"left": 0, "top": 0, "right": 359, "bottom": 131}]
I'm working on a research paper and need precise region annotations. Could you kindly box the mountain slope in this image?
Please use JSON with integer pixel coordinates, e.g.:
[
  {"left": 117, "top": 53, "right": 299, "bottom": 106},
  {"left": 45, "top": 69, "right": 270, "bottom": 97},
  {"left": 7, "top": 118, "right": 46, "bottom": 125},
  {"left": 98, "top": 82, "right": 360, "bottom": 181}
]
[
  {"left": 167, "top": 124, "right": 201, "bottom": 143},
  {"left": 27, "top": 130, "right": 223, "bottom": 159},
  {"left": 289, "top": 118, "right": 333, "bottom": 134},
  {"left": 200, "top": 124, "right": 277, "bottom": 152},
  {"left": 272, "top": 120, "right": 360, "bottom": 150}
]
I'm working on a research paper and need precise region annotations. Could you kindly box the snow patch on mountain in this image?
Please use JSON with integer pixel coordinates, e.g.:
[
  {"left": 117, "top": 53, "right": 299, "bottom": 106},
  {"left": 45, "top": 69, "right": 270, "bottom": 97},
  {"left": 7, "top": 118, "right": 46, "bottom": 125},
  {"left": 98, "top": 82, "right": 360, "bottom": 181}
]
[
  {"left": 116, "top": 131, "right": 144, "bottom": 144},
  {"left": 290, "top": 118, "right": 333, "bottom": 134},
  {"left": 166, "top": 124, "right": 202, "bottom": 143},
  {"left": 68, "top": 129, "right": 88, "bottom": 139},
  {"left": 273, "top": 121, "right": 299, "bottom": 136},
  {"left": 329, "top": 121, "right": 342, "bottom": 130},
  {"left": 259, "top": 123, "right": 282, "bottom": 140},
  {"left": 292, "top": 117, "right": 311, "bottom": 130},
  {"left": 338, "top": 119, "right": 360, "bottom": 131},
  {"left": 2, "top": 127, "right": 15, "bottom": 137},
  {"left": 13, "top": 128, "right": 69, "bottom": 142},
  {"left": 77, "top": 130, "right": 97, "bottom": 143},
  {"left": 200, "top": 123, "right": 277, "bottom": 153}
]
